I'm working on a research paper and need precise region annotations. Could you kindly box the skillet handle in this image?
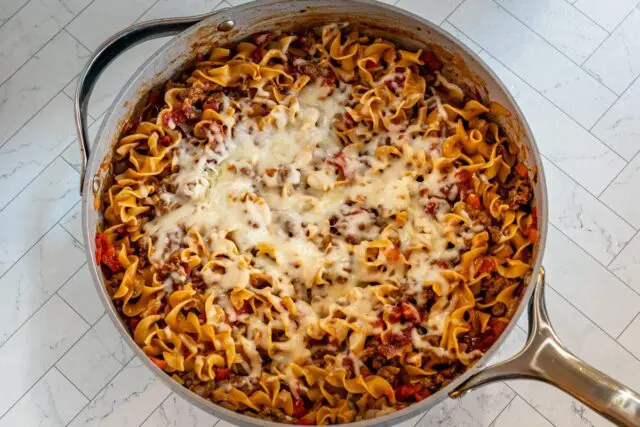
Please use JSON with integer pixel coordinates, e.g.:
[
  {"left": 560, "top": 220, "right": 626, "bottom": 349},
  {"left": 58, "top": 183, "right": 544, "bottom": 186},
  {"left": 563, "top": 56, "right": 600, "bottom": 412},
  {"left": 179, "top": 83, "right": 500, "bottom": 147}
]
[
  {"left": 450, "top": 267, "right": 640, "bottom": 426},
  {"left": 74, "top": 12, "right": 224, "bottom": 195}
]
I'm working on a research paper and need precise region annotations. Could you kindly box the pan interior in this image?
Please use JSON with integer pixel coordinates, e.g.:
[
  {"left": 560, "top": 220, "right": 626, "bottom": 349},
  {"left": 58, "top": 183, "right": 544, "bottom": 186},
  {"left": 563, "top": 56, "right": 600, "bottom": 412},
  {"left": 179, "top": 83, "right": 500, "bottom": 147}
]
[{"left": 83, "top": 2, "right": 547, "bottom": 427}]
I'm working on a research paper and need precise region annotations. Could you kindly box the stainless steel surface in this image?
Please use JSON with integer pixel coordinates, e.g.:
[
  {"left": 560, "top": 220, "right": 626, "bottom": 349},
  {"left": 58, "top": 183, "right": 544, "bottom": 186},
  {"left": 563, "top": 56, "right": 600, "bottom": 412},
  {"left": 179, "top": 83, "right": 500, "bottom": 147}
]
[
  {"left": 74, "top": 1, "right": 635, "bottom": 426},
  {"left": 77, "top": 2, "right": 547, "bottom": 426},
  {"left": 74, "top": 12, "right": 220, "bottom": 195},
  {"left": 218, "top": 19, "right": 235, "bottom": 31},
  {"left": 451, "top": 268, "right": 640, "bottom": 426}
]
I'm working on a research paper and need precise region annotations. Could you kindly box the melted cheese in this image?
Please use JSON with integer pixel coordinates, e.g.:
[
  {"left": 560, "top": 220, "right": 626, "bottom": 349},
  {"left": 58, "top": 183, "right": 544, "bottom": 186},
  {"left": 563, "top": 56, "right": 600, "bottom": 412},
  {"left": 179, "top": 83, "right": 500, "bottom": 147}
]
[{"left": 144, "top": 82, "right": 475, "bottom": 373}]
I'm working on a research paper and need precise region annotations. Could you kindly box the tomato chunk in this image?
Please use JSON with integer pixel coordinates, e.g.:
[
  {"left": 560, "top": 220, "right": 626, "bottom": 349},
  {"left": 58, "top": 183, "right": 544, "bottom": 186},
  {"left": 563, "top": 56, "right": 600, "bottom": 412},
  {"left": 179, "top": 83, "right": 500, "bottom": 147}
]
[
  {"left": 477, "top": 257, "right": 496, "bottom": 275},
  {"left": 101, "top": 249, "right": 121, "bottom": 273},
  {"left": 456, "top": 169, "right": 471, "bottom": 183},
  {"left": 95, "top": 233, "right": 106, "bottom": 264},
  {"left": 395, "top": 383, "right": 424, "bottom": 401},
  {"left": 420, "top": 50, "right": 443, "bottom": 71},
  {"left": 385, "top": 247, "right": 401, "bottom": 262},
  {"left": 95, "top": 233, "right": 121, "bottom": 273},
  {"left": 328, "top": 151, "right": 354, "bottom": 180},
  {"left": 146, "top": 89, "right": 161, "bottom": 106},
  {"left": 149, "top": 356, "right": 166, "bottom": 370},
  {"left": 400, "top": 302, "right": 421, "bottom": 323},
  {"left": 322, "top": 76, "right": 337, "bottom": 87},
  {"left": 514, "top": 163, "right": 528, "bottom": 178},
  {"left": 530, "top": 207, "right": 538, "bottom": 229},
  {"left": 474, "top": 318, "right": 509, "bottom": 351},
  {"left": 215, "top": 367, "right": 230, "bottom": 381},
  {"left": 467, "top": 192, "right": 481, "bottom": 209},
  {"left": 292, "top": 398, "right": 308, "bottom": 418},
  {"left": 249, "top": 32, "right": 273, "bottom": 46},
  {"left": 414, "top": 387, "right": 431, "bottom": 401},
  {"left": 236, "top": 300, "right": 252, "bottom": 315},
  {"left": 388, "top": 307, "right": 402, "bottom": 323}
]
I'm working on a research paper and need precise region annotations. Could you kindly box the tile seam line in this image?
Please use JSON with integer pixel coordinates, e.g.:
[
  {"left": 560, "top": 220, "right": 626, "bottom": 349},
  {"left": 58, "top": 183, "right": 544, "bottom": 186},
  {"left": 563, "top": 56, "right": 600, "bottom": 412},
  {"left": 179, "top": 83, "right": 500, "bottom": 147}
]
[
  {"left": 59, "top": 211, "right": 86, "bottom": 248},
  {"left": 0, "top": 0, "right": 32, "bottom": 33},
  {"left": 0, "top": 255, "right": 85, "bottom": 351},
  {"left": 616, "top": 311, "right": 640, "bottom": 340},
  {"left": 407, "top": 407, "right": 428, "bottom": 427},
  {"left": 547, "top": 221, "right": 640, "bottom": 303},
  {"left": 487, "top": 394, "right": 517, "bottom": 427},
  {"left": 63, "top": 0, "right": 165, "bottom": 121},
  {"left": 67, "top": 0, "right": 238, "bottom": 122},
  {"left": 1, "top": 2, "right": 632, "bottom": 424},
  {"left": 133, "top": 0, "right": 164, "bottom": 25},
  {"left": 56, "top": 271, "right": 101, "bottom": 328},
  {"left": 63, "top": 27, "right": 93, "bottom": 54},
  {"left": 607, "top": 228, "right": 639, "bottom": 270},
  {"left": 53, "top": 365, "right": 91, "bottom": 402},
  {"left": 60, "top": 154, "right": 83, "bottom": 176},
  {"left": 598, "top": 150, "right": 640, "bottom": 200},
  {"left": 0, "top": 300, "right": 94, "bottom": 420},
  {"left": 540, "top": 151, "right": 637, "bottom": 234},
  {"left": 503, "top": 382, "right": 556, "bottom": 427},
  {"left": 62, "top": 111, "right": 105, "bottom": 163},
  {"left": 0, "top": 145, "right": 78, "bottom": 217},
  {"left": 0, "top": 15, "right": 79, "bottom": 92},
  {"left": 0, "top": 68, "right": 88, "bottom": 153},
  {"left": 512, "top": 293, "right": 640, "bottom": 422},
  {"left": 489, "top": 0, "right": 618, "bottom": 97},
  {"left": 439, "top": 0, "right": 467, "bottom": 25},
  {"left": 57, "top": 276, "right": 93, "bottom": 327},
  {"left": 63, "top": 354, "right": 144, "bottom": 427},
  {"left": 444, "top": 20, "right": 629, "bottom": 162},
  {"left": 543, "top": 275, "right": 640, "bottom": 366},
  {"left": 62, "top": 90, "right": 74, "bottom": 102},
  {"left": 0, "top": 189, "right": 80, "bottom": 282},
  {"left": 0, "top": 73, "right": 80, "bottom": 152},
  {"left": 0, "top": 113, "right": 80, "bottom": 213},
  {"left": 579, "top": 2, "right": 639, "bottom": 67},
  {"left": 0, "top": 0, "right": 97, "bottom": 107},
  {"left": 137, "top": 392, "right": 173, "bottom": 427},
  {"left": 567, "top": 0, "right": 611, "bottom": 34},
  {"left": 608, "top": 246, "right": 640, "bottom": 294},
  {"left": 589, "top": 72, "right": 640, "bottom": 138}
]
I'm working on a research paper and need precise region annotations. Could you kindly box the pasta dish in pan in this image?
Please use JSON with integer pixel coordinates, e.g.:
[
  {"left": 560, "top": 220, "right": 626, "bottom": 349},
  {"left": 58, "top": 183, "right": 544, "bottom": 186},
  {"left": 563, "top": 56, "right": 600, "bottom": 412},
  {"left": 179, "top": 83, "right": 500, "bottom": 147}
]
[{"left": 95, "top": 23, "right": 538, "bottom": 425}]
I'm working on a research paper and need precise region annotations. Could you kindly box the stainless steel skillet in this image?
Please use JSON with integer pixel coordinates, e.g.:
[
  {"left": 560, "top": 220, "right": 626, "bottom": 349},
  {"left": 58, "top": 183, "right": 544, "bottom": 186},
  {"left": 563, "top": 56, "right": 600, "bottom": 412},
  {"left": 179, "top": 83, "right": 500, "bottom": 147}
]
[{"left": 74, "top": 0, "right": 640, "bottom": 425}]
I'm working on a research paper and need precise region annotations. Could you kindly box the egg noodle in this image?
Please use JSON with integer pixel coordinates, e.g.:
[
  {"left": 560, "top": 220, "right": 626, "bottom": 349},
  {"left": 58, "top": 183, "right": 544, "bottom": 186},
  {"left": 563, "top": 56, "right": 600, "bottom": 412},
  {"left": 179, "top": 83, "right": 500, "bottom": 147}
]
[{"left": 95, "top": 24, "right": 538, "bottom": 425}]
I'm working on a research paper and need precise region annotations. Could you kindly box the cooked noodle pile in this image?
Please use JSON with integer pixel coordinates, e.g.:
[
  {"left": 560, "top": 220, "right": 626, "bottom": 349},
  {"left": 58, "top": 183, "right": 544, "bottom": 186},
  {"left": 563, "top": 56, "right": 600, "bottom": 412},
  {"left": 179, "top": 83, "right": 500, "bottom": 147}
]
[{"left": 96, "top": 24, "right": 538, "bottom": 425}]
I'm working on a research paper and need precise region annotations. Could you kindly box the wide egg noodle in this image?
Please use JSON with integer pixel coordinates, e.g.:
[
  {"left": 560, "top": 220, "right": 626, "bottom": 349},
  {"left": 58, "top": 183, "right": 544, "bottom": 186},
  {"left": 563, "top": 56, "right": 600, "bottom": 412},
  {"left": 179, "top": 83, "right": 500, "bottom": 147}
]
[{"left": 97, "top": 23, "right": 537, "bottom": 425}]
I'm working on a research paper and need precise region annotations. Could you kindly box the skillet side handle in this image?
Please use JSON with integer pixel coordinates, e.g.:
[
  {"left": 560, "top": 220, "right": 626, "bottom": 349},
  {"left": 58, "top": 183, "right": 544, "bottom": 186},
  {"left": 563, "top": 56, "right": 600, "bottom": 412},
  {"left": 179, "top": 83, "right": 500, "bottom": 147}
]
[
  {"left": 74, "top": 12, "right": 221, "bottom": 195},
  {"left": 450, "top": 267, "right": 640, "bottom": 426}
]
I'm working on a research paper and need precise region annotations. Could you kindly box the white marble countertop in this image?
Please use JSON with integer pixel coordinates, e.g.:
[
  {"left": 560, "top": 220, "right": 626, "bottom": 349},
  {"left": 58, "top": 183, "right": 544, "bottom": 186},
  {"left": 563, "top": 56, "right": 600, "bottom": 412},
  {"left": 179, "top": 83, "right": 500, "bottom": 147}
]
[{"left": 1, "top": 0, "right": 639, "bottom": 425}]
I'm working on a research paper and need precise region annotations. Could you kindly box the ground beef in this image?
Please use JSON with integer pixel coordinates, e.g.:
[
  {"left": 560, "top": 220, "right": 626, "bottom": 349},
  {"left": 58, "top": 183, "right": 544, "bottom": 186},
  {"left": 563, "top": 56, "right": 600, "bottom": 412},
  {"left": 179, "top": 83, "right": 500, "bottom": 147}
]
[
  {"left": 166, "top": 81, "right": 187, "bottom": 90},
  {"left": 491, "top": 302, "right": 508, "bottom": 317},
  {"left": 191, "top": 380, "right": 216, "bottom": 398},
  {"left": 506, "top": 175, "right": 532, "bottom": 207},
  {"left": 293, "top": 59, "right": 331, "bottom": 79},
  {"left": 466, "top": 205, "right": 492, "bottom": 227},
  {"left": 483, "top": 275, "right": 517, "bottom": 303},
  {"left": 488, "top": 225, "right": 503, "bottom": 243},
  {"left": 186, "top": 85, "right": 206, "bottom": 103},
  {"left": 250, "top": 103, "right": 270, "bottom": 117},
  {"left": 230, "top": 376, "right": 260, "bottom": 396},
  {"left": 203, "top": 92, "right": 224, "bottom": 111}
]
